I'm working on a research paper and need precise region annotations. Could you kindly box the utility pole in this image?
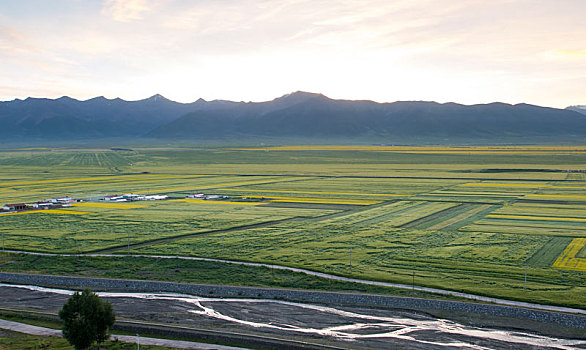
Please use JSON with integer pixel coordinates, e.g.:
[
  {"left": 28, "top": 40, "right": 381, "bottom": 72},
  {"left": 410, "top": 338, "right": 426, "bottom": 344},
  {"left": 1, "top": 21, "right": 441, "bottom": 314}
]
[
  {"left": 349, "top": 247, "right": 352, "bottom": 268},
  {"left": 524, "top": 264, "right": 527, "bottom": 290},
  {"left": 412, "top": 271, "right": 415, "bottom": 290}
]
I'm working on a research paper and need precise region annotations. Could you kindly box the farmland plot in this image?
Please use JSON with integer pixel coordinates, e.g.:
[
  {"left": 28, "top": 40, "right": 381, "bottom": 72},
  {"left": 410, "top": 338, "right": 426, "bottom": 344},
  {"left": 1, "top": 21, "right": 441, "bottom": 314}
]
[{"left": 1, "top": 147, "right": 586, "bottom": 307}]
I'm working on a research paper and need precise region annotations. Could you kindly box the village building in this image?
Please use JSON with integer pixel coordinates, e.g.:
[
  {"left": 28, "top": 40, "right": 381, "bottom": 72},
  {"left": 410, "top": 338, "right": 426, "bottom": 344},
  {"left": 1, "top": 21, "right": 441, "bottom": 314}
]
[
  {"left": 3, "top": 203, "right": 28, "bottom": 211},
  {"left": 32, "top": 202, "right": 53, "bottom": 209}
]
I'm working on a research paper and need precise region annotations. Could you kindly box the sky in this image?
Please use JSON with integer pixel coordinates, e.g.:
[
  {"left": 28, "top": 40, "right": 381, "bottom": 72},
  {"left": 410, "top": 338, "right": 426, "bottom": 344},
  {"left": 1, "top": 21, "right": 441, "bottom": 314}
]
[{"left": 0, "top": 0, "right": 584, "bottom": 108}]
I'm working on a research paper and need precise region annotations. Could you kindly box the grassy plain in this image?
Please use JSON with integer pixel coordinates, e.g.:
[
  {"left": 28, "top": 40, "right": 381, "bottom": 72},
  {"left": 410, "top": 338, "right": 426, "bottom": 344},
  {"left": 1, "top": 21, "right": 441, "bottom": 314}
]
[{"left": 0, "top": 146, "right": 585, "bottom": 308}]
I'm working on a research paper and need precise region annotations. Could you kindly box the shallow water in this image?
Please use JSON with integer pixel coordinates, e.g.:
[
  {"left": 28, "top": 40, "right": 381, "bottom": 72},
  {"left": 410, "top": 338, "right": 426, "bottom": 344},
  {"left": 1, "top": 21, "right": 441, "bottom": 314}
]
[{"left": 1, "top": 283, "right": 584, "bottom": 349}]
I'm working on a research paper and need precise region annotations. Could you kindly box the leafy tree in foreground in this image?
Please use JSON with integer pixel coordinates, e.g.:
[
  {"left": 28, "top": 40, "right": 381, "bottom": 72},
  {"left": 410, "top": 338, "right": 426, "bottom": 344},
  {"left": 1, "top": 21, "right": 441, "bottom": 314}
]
[{"left": 59, "top": 288, "right": 115, "bottom": 350}]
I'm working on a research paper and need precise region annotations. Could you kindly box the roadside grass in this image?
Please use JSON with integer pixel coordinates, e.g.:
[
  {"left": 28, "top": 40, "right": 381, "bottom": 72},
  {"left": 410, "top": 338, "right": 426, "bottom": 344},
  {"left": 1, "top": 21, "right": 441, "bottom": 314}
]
[{"left": 0, "top": 254, "right": 463, "bottom": 301}]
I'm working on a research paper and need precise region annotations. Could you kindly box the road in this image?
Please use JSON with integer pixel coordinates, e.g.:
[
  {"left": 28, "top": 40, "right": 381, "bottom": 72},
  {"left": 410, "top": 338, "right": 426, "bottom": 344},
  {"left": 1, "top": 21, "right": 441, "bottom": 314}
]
[{"left": 0, "top": 318, "right": 249, "bottom": 350}]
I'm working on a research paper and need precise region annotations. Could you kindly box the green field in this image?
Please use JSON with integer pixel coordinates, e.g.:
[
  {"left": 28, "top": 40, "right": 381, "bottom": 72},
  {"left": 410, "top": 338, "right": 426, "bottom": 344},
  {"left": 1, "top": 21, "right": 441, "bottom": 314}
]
[{"left": 1, "top": 146, "right": 585, "bottom": 308}]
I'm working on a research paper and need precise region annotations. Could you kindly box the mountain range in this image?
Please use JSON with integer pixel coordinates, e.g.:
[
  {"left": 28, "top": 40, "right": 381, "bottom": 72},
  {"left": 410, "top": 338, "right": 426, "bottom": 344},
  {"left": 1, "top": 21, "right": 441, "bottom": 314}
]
[{"left": 1, "top": 91, "right": 585, "bottom": 144}]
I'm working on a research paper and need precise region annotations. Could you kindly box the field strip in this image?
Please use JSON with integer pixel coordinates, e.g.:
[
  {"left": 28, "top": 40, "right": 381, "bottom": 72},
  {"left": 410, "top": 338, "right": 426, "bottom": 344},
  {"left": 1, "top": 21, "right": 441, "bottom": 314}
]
[
  {"left": 172, "top": 199, "right": 264, "bottom": 206},
  {"left": 71, "top": 202, "right": 147, "bottom": 209},
  {"left": 552, "top": 238, "right": 586, "bottom": 271},
  {"left": 426, "top": 204, "right": 492, "bottom": 231},
  {"left": 195, "top": 178, "right": 310, "bottom": 190},
  {"left": 424, "top": 192, "right": 521, "bottom": 197},
  {"left": 2, "top": 174, "right": 210, "bottom": 188},
  {"left": 229, "top": 145, "right": 586, "bottom": 151},
  {"left": 4, "top": 250, "right": 586, "bottom": 315},
  {"left": 379, "top": 150, "right": 586, "bottom": 154},
  {"left": 462, "top": 183, "right": 586, "bottom": 190},
  {"left": 429, "top": 191, "right": 529, "bottom": 195},
  {"left": 524, "top": 194, "right": 586, "bottom": 199},
  {"left": 384, "top": 202, "right": 456, "bottom": 227},
  {"left": 526, "top": 237, "right": 574, "bottom": 268},
  {"left": 221, "top": 188, "right": 410, "bottom": 197},
  {"left": 486, "top": 214, "right": 586, "bottom": 222},
  {"left": 110, "top": 178, "right": 314, "bottom": 194},
  {"left": 506, "top": 207, "right": 586, "bottom": 214},
  {"left": 0, "top": 209, "right": 89, "bottom": 216},
  {"left": 246, "top": 195, "right": 381, "bottom": 205},
  {"left": 400, "top": 203, "right": 466, "bottom": 229},
  {"left": 230, "top": 145, "right": 586, "bottom": 154},
  {"left": 342, "top": 201, "right": 421, "bottom": 226}
]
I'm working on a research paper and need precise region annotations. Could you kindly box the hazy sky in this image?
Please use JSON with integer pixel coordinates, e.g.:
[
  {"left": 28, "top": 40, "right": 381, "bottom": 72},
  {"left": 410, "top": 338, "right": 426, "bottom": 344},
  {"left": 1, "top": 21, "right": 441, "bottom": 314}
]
[{"left": 1, "top": 0, "right": 584, "bottom": 107}]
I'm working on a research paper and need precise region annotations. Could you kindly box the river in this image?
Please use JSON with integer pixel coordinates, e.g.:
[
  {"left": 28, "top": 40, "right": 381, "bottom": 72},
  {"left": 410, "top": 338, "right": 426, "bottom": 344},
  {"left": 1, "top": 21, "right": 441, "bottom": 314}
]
[{"left": 1, "top": 283, "right": 585, "bottom": 349}]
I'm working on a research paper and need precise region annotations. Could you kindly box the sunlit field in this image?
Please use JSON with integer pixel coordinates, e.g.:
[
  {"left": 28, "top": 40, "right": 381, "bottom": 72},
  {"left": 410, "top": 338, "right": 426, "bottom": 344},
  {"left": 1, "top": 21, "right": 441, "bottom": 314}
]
[{"left": 1, "top": 146, "right": 585, "bottom": 308}]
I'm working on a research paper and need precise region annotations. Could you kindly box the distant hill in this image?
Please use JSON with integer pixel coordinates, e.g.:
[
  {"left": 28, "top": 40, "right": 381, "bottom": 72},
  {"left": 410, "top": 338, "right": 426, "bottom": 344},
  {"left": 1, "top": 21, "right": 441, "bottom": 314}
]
[
  {"left": 567, "top": 105, "right": 586, "bottom": 115},
  {"left": 0, "top": 94, "right": 197, "bottom": 140},
  {"left": 1, "top": 91, "right": 586, "bottom": 144}
]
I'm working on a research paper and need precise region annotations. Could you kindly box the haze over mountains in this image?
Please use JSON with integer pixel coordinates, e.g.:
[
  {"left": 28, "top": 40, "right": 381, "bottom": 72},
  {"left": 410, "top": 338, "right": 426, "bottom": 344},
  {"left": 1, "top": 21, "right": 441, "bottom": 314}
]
[{"left": 1, "top": 92, "right": 585, "bottom": 144}]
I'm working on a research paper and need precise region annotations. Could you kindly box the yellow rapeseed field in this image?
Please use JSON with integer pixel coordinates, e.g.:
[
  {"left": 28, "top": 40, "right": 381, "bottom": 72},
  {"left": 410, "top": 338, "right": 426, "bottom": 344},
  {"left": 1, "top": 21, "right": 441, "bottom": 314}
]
[
  {"left": 486, "top": 214, "right": 586, "bottom": 222},
  {"left": 552, "top": 238, "right": 586, "bottom": 271},
  {"left": 462, "top": 183, "right": 586, "bottom": 189},
  {"left": 0, "top": 209, "right": 89, "bottom": 216},
  {"left": 524, "top": 194, "right": 586, "bottom": 199},
  {"left": 44, "top": 209, "right": 90, "bottom": 215}
]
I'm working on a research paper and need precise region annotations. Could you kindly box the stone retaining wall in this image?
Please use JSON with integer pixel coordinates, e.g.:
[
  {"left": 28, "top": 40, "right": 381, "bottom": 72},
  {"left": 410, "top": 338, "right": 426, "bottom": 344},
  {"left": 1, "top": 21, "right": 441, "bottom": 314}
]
[{"left": 1, "top": 272, "right": 584, "bottom": 330}]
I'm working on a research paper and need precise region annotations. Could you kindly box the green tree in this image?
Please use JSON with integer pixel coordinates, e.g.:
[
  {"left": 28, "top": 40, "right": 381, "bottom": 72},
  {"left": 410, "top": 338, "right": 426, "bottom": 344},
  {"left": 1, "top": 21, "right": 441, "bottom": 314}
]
[{"left": 59, "top": 288, "right": 115, "bottom": 350}]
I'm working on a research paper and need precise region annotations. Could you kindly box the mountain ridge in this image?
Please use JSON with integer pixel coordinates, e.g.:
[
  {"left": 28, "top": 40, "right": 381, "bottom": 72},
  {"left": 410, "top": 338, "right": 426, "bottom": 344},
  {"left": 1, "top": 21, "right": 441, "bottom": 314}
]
[{"left": 1, "top": 91, "right": 585, "bottom": 144}]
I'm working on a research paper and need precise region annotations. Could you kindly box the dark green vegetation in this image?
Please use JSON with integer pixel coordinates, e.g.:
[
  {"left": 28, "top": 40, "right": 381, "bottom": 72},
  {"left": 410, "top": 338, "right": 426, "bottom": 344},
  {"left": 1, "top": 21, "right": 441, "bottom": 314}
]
[
  {"left": 0, "top": 254, "right": 459, "bottom": 300},
  {"left": 2, "top": 91, "right": 586, "bottom": 143},
  {"left": 59, "top": 288, "right": 115, "bottom": 349},
  {"left": 0, "top": 146, "right": 585, "bottom": 308}
]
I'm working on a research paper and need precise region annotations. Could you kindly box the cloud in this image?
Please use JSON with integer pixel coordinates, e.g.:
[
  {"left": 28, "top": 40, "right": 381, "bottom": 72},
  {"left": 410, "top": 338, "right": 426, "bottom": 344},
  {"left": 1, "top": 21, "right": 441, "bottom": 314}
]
[
  {"left": 542, "top": 49, "right": 586, "bottom": 61},
  {"left": 101, "top": 0, "right": 152, "bottom": 22}
]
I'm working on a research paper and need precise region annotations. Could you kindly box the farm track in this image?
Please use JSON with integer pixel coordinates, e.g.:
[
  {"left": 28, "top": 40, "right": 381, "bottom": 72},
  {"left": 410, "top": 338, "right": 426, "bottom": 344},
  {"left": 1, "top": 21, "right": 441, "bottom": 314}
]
[
  {"left": 4, "top": 170, "right": 584, "bottom": 182},
  {"left": 174, "top": 173, "right": 586, "bottom": 182}
]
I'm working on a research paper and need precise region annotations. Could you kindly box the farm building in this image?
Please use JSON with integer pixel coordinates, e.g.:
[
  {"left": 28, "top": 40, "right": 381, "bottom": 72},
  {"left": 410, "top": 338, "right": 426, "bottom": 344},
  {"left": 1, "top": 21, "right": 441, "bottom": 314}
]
[
  {"left": 32, "top": 202, "right": 53, "bottom": 209},
  {"left": 3, "top": 203, "right": 28, "bottom": 211},
  {"left": 103, "top": 193, "right": 168, "bottom": 201},
  {"left": 50, "top": 196, "right": 72, "bottom": 203}
]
